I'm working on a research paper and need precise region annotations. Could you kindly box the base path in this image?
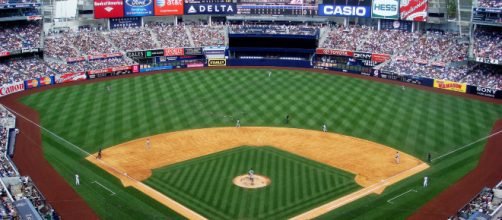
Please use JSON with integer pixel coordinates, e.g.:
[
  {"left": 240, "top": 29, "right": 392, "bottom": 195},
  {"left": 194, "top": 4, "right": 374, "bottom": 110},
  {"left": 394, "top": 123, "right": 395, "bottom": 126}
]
[{"left": 86, "top": 127, "right": 428, "bottom": 219}]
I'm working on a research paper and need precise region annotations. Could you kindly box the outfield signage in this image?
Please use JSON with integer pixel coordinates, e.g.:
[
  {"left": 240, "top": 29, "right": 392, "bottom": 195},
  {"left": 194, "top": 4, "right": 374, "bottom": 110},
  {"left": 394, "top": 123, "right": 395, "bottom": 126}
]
[
  {"left": 0, "top": 81, "right": 24, "bottom": 97},
  {"left": 109, "top": 17, "right": 142, "bottom": 29},
  {"left": 475, "top": 57, "right": 500, "bottom": 65},
  {"left": 164, "top": 48, "right": 184, "bottom": 56},
  {"left": 94, "top": 0, "right": 124, "bottom": 18},
  {"left": 154, "top": 0, "right": 184, "bottom": 15},
  {"left": 433, "top": 79, "right": 466, "bottom": 93},
  {"left": 147, "top": 49, "right": 165, "bottom": 57},
  {"left": 0, "top": 51, "right": 11, "bottom": 57},
  {"left": 353, "top": 52, "right": 372, "bottom": 60},
  {"left": 56, "top": 72, "right": 87, "bottom": 83},
  {"left": 371, "top": 53, "right": 391, "bottom": 62},
  {"left": 400, "top": 0, "right": 428, "bottom": 21},
  {"left": 184, "top": 47, "right": 203, "bottom": 56},
  {"left": 184, "top": 3, "right": 236, "bottom": 14},
  {"left": 318, "top": 4, "right": 371, "bottom": 17},
  {"left": 124, "top": 0, "right": 153, "bottom": 16},
  {"left": 208, "top": 59, "right": 226, "bottom": 66},
  {"left": 371, "top": 0, "right": 399, "bottom": 19},
  {"left": 315, "top": 48, "right": 354, "bottom": 57}
]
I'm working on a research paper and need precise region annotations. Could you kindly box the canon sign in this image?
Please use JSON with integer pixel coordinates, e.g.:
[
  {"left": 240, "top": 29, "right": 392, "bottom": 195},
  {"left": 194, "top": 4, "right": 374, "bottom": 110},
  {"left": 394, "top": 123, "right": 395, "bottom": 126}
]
[
  {"left": 371, "top": 0, "right": 399, "bottom": 19},
  {"left": 0, "top": 82, "right": 24, "bottom": 97},
  {"left": 318, "top": 4, "right": 370, "bottom": 17}
]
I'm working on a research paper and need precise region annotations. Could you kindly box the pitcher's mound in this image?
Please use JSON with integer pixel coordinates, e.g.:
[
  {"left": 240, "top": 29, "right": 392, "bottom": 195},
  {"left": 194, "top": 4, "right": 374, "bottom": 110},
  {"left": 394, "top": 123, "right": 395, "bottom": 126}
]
[{"left": 233, "top": 174, "right": 271, "bottom": 189}]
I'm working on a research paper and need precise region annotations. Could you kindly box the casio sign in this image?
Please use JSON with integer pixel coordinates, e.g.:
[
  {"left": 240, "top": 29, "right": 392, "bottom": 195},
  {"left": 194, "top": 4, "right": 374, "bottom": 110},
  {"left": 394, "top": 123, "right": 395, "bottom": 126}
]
[
  {"left": 372, "top": 0, "right": 398, "bottom": 17},
  {"left": 319, "top": 4, "right": 370, "bottom": 17}
]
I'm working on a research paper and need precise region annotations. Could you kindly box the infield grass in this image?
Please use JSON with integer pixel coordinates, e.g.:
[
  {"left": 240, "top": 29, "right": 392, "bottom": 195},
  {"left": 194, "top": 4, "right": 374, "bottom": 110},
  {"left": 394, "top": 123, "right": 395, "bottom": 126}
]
[
  {"left": 20, "top": 68, "right": 502, "bottom": 219},
  {"left": 145, "top": 146, "right": 360, "bottom": 220}
]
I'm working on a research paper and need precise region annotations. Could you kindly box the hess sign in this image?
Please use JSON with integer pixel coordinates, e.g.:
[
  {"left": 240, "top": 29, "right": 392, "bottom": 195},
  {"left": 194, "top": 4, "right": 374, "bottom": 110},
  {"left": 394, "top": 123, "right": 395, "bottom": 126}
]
[{"left": 318, "top": 4, "right": 371, "bottom": 17}]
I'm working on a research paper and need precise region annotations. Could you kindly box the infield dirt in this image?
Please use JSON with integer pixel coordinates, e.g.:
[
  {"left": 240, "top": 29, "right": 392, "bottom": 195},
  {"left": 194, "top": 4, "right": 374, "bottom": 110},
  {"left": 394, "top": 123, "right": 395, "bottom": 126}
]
[{"left": 86, "top": 127, "right": 428, "bottom": 219}]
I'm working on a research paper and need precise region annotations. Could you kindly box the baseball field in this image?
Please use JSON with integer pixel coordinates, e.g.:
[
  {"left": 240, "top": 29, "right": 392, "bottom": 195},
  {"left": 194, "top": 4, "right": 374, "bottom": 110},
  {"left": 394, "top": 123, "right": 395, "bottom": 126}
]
[{"left": 7, "top": 68, "right": 502, "bottom": 219}]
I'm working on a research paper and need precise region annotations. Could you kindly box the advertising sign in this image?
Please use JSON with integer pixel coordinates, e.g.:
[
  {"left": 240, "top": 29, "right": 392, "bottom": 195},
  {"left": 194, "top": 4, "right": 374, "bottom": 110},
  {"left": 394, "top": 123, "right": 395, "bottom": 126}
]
[
  {"left": 24, "top": 76, "right": 55, "bottom": 89},
  {"left": 56, "top": 72, "right": 87, "bottom": 83},
  {"left": 126, "top": 51, "right": 145, "bottom": 58},
  {"left": 124, "top": 0, "right": 153, "bottom": 16},
  {"left": 433, "top": 79, "right": 466, "bottom": 93},
  {"left": 315, "top": 48, "right": 354, "bottom": 56},
  {"left": 146, "top": 49, "right": 165, "bottom": 57},
  {"left": 353, "top": 52, "right": 372, "bottom": 60},
  {"left": 318, "top": 4, "right": 371, "bottom": 17},
  {"left": 164, "top": 48, "right": 184, "bottom": 56},
  {"left": 475, "top": 86, "right": 498, "bottom": 98},
  {"left": 208, "top": 59, "right": 226, "bottom": 66},
  {"left": 0, "top": 51, "right": 10, "bottom": 57},
  {"left": 88, "top": 52, "right": 123, "bottom": 61},
  {"left": 400, "top": 0, "right": 428, "bottom": 21},
  {"left": 0, "top": 81, "right": 24, "bottom": 97},
  {"left": 109, "top": 17, "right": 142, "bottom": 29},
  {"left": 185, "top": 3, "right": 236, "bottom": 14},
  {"left": 154, "top": 0, "right": 184, "bottom": 15},
  {"left": 371, "top": 53, "right": 391, "bottom": 62},
  {"left": 184, "top": 47, "right": 203, "bottom": 56},
  {"left": 94, "top": 0, "right": 124, "bottom": 18},
  {"left": 372, "top": 0, "right": 399, "bottom": 19}
]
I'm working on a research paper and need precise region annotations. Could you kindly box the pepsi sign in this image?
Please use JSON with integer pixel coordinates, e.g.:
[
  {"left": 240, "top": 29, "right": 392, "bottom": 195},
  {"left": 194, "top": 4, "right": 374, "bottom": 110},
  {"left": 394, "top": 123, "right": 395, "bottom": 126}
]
[
  {"left": 124, "top": 0, "right": 154, "bottom": 16},
  {"left": 318, "top": 4, "right": 370, "bottom": 17}
]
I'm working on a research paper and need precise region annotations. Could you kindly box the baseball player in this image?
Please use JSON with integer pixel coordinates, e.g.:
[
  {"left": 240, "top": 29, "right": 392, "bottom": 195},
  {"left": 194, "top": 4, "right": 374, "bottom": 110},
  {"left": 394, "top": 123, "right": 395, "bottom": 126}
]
[
  {"left": 268, "top": 71, "right": 272, "bottom": 78},
  {"left": 96, "top": 147, "right": 102, "bottom": 159},
  {"left": 145, "top": 138, "right": 151, "bottom": 150},
  {"left": 322, "top": 124, "right": 327, "bottom": 132},
  {"left": 236, "top": 119, "right": 241, "bottom": 128},
  {"left": 285, "top": 114, "right": 290, "bottom": 124},
  {"left": 395, "top": 151, "right": 400, "bottom": 164},
  {"left": 427, "top": 152, "right": 432, "bottom": 163},
  {"left": 423, "top": 176, "right": 428, "bottom": 187},
  {"left": 106, "top": 85, "right": 111, "bottom": 92},
  {"left": 248, "top": 168, "right": 255, "bottom": 185},
  {"left": 75, "top": 174, "right": 80, "bottom": 186},
  {"left": 401, "top": 85, "right": 405, "bottom": 90}
]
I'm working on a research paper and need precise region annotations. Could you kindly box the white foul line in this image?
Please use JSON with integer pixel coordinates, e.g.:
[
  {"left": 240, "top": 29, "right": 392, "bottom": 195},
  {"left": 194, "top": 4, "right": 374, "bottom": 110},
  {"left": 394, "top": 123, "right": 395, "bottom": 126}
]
[
  {"left": 93, "top": 181, "right": 116, "bottom": 196},
  {"left": 433, "top": 129, "right": 502, "bottom": 162},
  {"left": 387, "top": 189, "right": 417, "bottom": 204},
  {"left": 5, "top": 105, "right": 207, "bottom": 219}
]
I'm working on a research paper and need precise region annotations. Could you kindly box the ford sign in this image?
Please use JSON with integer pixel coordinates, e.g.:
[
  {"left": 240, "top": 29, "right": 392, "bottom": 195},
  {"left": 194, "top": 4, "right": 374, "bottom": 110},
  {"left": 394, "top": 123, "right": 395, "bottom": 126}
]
[{"left": 318, "top": 4, "right": 371, "bottom": 17}]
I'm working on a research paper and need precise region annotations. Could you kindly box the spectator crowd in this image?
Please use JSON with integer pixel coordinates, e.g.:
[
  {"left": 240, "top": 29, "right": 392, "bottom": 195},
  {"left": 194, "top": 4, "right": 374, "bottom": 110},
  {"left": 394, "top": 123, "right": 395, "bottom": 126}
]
[{"left": 0, "top": 23, "right": 501, "bottom": 90}]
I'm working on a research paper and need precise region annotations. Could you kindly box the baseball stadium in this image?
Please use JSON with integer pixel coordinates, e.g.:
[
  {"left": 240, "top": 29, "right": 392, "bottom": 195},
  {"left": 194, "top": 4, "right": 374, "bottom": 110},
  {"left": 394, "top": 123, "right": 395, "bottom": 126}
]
[{"left": 0, "top": 0, "right": 502, "bottom": 219}]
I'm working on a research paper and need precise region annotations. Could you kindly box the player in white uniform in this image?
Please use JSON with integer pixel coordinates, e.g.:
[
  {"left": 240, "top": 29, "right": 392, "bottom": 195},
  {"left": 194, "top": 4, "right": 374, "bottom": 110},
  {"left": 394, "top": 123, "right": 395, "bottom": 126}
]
[
  {"left": 423, "top": 176, "right": 428, "bottom": 187},
  {"left": 75, "top": 174, "right": 80, "bottom": 186},
  {"left": 322, "top": 124, "right": 327, "bottom": 132},
  {"left": 145, "top": 138, "right": 151, "bottom": 150},
  {"left": 268, "top": 71, "right": 272, "bottom": 77},
  {"left": 236, "top": 119, "right": 241, "bottom": 128}
]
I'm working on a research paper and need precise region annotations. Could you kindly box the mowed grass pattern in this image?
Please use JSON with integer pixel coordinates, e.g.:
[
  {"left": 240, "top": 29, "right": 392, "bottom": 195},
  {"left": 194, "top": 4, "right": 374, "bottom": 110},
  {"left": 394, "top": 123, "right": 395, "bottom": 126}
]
[
  {"left": 145, "top": 146, "right": 360, "bottom": 220},
  {"left": 19, "top": 69, "right": 502, "bottom": 219}
]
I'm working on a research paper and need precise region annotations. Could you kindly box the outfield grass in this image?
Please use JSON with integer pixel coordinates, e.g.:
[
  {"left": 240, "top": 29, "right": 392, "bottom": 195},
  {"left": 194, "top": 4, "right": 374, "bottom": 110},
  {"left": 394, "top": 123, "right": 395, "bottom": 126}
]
[
  {"left": 145, "top": 146, "right": 360, "bottom": 220},
  {"left": 20, "top": 69, "right": 502, "bottom": 219}
]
